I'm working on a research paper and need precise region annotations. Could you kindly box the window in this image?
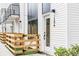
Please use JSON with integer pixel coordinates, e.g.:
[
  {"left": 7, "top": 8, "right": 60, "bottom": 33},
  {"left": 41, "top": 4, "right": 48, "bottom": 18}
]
[
  {"left": 28, "top": 20, "right": 38, "bottom": 34},
  {"left": 46, "top": 18, "right": 50, "bottom": 46},
  {"left": 42, "top": 3, "right": 50, "bottom": 14}
]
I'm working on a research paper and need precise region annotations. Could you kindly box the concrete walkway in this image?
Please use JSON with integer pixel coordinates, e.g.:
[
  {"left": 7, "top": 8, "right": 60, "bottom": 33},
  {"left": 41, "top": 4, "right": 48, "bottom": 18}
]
[
  {"left": 0, "top": 42, "right": 14, "bottom": 56},
  {"left": 0, "top": 42, "right": 47, "bottom": 56}
]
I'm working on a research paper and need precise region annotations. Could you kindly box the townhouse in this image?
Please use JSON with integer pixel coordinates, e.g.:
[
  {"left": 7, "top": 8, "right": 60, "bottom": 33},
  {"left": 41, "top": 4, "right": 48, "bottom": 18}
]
[{"left": 0, "top": 3, "right": 79, "bottom": 55}]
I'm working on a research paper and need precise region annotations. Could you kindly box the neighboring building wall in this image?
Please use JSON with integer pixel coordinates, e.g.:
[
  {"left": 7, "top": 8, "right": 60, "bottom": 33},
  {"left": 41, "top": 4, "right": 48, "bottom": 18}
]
[
  {"left": 13, "top": 20, "right": 19, "bottom": 33},
  {"left": 68, "top": 3, "right": 79, "bottom": 46},
  {"left": 6, "top": 23, "right": 13, "bottom": 33},
  {"left": 2, "top": 23, "right": 6, "bottom": 32},
  {"left": 0, "top": 3, "right": 10, "bottom": 10},
  {"left": 0, "top": 3, "right": 28, "bottom": 33}
]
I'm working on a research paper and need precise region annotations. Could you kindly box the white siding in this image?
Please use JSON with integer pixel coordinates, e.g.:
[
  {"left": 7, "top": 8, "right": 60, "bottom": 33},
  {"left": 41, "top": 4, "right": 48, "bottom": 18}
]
[
  {"left": 38, "top": 3, "right": 68, "bottom": 55},
  {"left": 50, "top": 3, "right": 68, "bottom": 49},
  {"left": 68, "top": 3, "right": 79, "bottom": 45}
]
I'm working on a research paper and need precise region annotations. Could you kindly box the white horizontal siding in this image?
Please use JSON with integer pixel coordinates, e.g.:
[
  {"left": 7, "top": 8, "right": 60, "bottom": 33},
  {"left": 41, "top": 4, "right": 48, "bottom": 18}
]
[
  {"left": 38, "top": 3, "right": 68, "bottom": 55},
  {"left": 51, "top": 3, "right": 68, "bottom": 48},
  {"left": 68, "top": 3, "right": 79, "bottom": 45},
  {"left": 44, "top": 3, "right": 68, "bottom": 55}
]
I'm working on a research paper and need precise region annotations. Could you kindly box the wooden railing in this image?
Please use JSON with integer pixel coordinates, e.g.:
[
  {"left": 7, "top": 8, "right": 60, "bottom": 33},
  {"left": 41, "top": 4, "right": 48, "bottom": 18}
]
[
  {"left": 6, "top": 33, "right": 25, "bottom": 55},
  {"left": 0, "top": 32, "right": 6, "bottom": 43},
  {"left": 0, "top": 32, "right": 40, "bottom": 55},
  {"left": 23, "top": 34, "right": 39, "bottom": 54}
]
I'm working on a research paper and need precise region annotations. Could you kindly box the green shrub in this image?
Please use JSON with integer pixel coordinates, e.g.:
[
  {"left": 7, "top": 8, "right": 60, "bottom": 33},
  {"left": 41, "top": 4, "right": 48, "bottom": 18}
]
[
  {"left": 68, "top": 44, "right": 79, "bottom": 56},
  {"left": 54, "top": 47, "right": 69, "bottom": 56},
  {"left": 54, "top": 44, "right": 79, "bottom": 56}
]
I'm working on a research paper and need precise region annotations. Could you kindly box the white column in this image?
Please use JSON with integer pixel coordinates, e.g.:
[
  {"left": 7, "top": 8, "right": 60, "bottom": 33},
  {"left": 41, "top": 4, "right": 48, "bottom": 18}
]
[
  {"left": 24, "top": 4, "right": 28, "bottom": 34},
  {"left": 0, "top": 24, "right": 2, "bottom": 32},
  {"left": 20, "top": 3, "right": 25, "bottom": 33},
  {"left": 38, "top": 3, "right": 45, "bottom": 52},
  {"left": 20, "top": 3, "right": 28, "bottom": 34}
]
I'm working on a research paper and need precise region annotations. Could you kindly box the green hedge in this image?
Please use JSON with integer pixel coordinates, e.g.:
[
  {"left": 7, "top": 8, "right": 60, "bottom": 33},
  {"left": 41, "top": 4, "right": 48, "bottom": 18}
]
[{"left": 54, "top": 44, "right": 79, "bottom": 56}]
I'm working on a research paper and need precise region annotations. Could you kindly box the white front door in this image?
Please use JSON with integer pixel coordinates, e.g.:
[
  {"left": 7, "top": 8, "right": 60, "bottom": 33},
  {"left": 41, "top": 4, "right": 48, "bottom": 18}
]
[{"left": 43, "top": 13, "right": 51, "bottom": 54}]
